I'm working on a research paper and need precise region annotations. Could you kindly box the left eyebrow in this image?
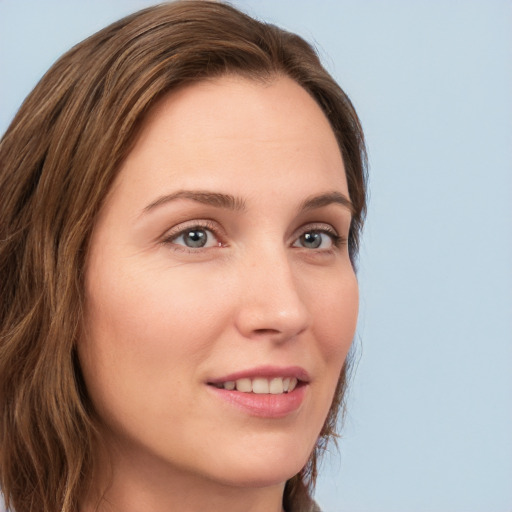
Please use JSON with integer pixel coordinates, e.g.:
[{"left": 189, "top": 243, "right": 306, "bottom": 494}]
[{"left": 298, "top": 191, "right": 354, "bottom": 215}]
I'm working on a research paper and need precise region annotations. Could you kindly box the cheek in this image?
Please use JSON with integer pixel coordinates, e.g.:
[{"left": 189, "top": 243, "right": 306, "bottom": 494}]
[
  {"left": 79, "top": 254, "right": 237, "bottom": 399},
  {"left": 78, "top": 258, "right": 234, "bottom": 445},
  {"left": 311, "top": 270, "right": 359, "bottom": 364},
  {"left": 291, "top": 269, "right": 358, "bottom": 455},
  {"left": 85, "top": 251, "right": 222, "bottom": 342}
]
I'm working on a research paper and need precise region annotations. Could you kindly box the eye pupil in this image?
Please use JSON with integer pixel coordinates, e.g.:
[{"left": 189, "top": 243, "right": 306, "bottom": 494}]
[
  {"left": 301, "top": 232, "right": 322, "bottom": 249},
  {"left": 184, "top": 229, "right": 207, "bottom": 248}
]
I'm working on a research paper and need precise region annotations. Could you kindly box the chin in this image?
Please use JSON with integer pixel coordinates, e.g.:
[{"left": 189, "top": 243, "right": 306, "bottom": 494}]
[
  {"left": 200, "top": 438, "right": 313, "bottom": 489},
  {"left": 214, "top": 465, "right": 303, "bottom": 490}
]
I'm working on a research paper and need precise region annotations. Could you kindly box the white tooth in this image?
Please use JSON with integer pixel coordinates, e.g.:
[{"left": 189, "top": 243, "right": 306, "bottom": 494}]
[
  {"left": 282, "top": 377, "right": 291, "bottom": 392},
  {"left": 223, "top": 381, "right": 235, "bottom": 390},
  {"left": 269, "top": 378, "right": 284, "bottom": 394},
  {"left": 252, "top": 378, "right": 270, "bottom": 394},
  {"left": 288, "top": 377, "right": 298, "bottom": 392},
  {"left": 235, "top": 378, "right": 252, "bottom": 393}
]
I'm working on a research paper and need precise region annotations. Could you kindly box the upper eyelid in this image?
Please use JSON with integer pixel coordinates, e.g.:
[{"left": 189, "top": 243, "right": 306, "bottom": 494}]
[
  {"left": 293, "top": 222, "right": 339, "bottom": 237},
  {"left": 161, "top": 219, "right": 222, "bottom": 240}
]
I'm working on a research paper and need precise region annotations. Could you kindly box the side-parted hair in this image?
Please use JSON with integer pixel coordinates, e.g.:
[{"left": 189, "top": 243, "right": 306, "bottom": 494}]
[{"left": 0, "top": 2, "right": 367, "bottom": 511}]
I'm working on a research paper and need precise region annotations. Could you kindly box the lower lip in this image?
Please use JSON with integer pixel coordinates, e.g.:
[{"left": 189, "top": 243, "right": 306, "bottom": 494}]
[{"left": 208, "top": 385, "right": 307, "bottom": 418}]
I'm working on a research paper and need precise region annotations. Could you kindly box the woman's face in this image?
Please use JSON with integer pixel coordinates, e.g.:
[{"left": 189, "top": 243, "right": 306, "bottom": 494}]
[{"left": 80, "top": 75, "right": 358, "bottom": 492}]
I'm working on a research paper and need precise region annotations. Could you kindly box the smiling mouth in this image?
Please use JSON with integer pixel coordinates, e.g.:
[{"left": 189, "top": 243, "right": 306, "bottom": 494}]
[{"left": 209, "top": 377, "right": 299, "bottom": 394}]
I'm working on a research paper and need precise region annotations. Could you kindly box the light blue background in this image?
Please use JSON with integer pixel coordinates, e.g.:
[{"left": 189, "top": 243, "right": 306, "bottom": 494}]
[{"left": 1, "top": 1, "right": 511, "bottom": 511}]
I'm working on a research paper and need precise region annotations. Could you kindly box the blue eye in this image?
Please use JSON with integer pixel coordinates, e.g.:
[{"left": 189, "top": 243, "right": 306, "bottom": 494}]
[
  {"left": 293, "top": 229, "right": 340, "bottom": 250},
  {"left": 171, "top": 227, "right": 219, "bottom": 249}
]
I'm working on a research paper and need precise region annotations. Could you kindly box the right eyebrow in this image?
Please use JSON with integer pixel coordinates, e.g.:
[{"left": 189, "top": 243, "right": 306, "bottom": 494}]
[{"left": 141, "top": 190, "right": 247, "bottom": 216}]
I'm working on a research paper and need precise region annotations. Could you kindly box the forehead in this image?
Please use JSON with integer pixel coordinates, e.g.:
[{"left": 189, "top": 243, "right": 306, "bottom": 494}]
[{"left": 110, "top": 75, "right": 348, "bottom": 210}]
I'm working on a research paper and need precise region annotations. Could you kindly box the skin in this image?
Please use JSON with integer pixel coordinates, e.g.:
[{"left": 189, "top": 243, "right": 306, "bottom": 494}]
[{"left": 79, "top": 75, "right": 359, "bottom": 512}]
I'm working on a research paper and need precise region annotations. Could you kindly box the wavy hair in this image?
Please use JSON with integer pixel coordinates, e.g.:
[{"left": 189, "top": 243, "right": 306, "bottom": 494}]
[{"left": 0, "top": 2, "right": 367, "bottom": 511}]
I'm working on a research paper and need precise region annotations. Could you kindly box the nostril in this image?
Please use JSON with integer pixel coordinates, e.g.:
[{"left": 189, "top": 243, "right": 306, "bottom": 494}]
[{"left": 253, "top": 328, "right": 280, "bottom": 335}]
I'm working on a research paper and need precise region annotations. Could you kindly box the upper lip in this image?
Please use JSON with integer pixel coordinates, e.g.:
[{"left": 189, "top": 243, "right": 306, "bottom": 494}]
[{"left": 207, "top": 365, "right": 310, "bottom": 384}]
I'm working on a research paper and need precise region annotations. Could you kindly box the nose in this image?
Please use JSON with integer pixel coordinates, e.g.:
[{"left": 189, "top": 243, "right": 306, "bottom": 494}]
[{"left": 234, "top": 247, "right": 311, "bottom": 343}]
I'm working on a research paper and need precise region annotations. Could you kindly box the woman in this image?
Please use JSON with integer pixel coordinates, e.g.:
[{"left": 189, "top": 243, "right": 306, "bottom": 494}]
[{"left": 0, "top": 2, "right": 367, "bottom": 511}]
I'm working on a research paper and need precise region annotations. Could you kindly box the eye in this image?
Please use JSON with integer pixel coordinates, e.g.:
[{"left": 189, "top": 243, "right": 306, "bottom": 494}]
[
  {"left": 292, "top": 227, "right": 342, "bottom": 250},
  {"left": 165, "top": 225, "right": 221, "bottom": 250}
]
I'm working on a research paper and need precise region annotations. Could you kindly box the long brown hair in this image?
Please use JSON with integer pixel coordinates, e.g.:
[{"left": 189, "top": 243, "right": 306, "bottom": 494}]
[{"left": 0, "top": 2, "right": 367, "bottom": 511}]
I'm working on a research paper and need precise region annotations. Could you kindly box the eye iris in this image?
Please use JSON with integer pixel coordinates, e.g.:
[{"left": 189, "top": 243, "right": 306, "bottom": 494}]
[
  {"left": 301, "top": 231, "right": 322, "bottom": 249},
  {"left": 184, "top": 229, "right": 207, "bottom": 248}
]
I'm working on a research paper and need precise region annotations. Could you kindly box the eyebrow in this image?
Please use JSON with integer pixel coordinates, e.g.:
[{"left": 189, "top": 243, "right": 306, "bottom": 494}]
[
  {"left": 142, "top": 189, "right": 353, "bottom": 216},
  {"left": 142, "top": 190, "right": 247, "bottom": 214},
  {"left": 299, "top": 191, "right": 354, "bottom": 215}
]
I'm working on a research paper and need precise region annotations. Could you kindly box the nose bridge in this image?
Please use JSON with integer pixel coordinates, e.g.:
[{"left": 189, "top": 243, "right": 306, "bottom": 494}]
[{"left": 235, "top": 241, "right": 310, "bottom": 341}]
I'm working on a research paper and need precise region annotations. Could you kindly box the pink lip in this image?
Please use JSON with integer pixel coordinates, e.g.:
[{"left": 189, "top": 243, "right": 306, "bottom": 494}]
[
  {"left": 209, "top": 386, "right": 306, "bottom": 418},
  {"left": 207, "top": 365, "right": 310, "bottom": 384},
  {"left": 206, "top": 365, "right": 309, "bottom": 418}
]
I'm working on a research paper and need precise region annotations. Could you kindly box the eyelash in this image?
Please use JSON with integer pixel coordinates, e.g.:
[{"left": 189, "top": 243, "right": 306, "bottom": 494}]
[{"left": 160, "top": 220, "right": 346, "bottom": 253}]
